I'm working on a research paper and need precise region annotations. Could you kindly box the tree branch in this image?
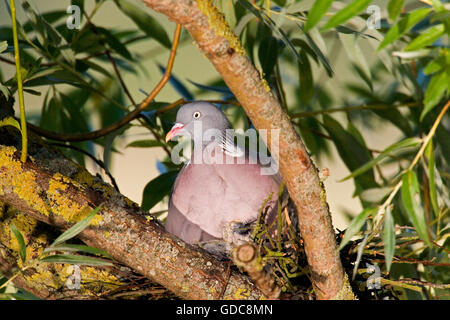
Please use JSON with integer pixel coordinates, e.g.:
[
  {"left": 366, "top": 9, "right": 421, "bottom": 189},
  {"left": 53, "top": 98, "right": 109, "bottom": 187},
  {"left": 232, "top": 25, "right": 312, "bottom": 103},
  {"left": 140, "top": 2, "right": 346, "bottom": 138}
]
[
  {"left": 141, "top": 0, "right": 354, "bottom": 299},
  {"left": 0, "top": 128, "right": 266, "bottom": 299}
]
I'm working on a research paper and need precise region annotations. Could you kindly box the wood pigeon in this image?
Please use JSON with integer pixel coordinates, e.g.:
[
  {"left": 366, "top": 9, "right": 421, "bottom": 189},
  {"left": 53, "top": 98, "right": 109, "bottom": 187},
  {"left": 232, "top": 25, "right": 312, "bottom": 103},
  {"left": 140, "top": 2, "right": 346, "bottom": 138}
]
[{"left": 164, "top": 102, "right": 282, "bottom": 250}]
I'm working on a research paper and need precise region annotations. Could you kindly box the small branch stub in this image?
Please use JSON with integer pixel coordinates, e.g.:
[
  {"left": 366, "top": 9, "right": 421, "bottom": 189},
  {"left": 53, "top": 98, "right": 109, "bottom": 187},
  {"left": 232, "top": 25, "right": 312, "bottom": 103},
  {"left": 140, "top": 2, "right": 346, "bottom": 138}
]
[{"left": 233, "top": 243, "right": 281, "bottom": 300}]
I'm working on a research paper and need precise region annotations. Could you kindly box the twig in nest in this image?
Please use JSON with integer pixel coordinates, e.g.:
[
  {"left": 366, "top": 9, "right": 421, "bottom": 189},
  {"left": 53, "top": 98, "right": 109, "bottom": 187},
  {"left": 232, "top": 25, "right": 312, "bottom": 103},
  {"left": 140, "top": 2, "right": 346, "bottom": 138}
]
[{"left": 232, "top": 243, "right": 281, "bottom": 300}]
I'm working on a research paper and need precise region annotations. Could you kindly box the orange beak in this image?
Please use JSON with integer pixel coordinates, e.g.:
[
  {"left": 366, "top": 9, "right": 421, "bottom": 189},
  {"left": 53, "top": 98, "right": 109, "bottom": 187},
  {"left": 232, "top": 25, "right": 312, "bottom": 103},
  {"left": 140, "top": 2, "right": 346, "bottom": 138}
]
[{"left": 165, "top": 123, "right": 185, "bottom": 142}]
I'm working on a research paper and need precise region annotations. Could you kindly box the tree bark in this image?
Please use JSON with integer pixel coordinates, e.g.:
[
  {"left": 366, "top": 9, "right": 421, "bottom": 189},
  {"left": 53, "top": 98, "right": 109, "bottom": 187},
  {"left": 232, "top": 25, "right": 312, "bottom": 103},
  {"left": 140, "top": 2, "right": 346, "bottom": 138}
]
[
  {"left": 141, "top": 0, "right": 354, "bottom": 299},
  {"left": 0, "top": 128, "right": 265, "bottom": 299},
  {"left": 0, "top": 203, "right": 124, "bottom": 300}
]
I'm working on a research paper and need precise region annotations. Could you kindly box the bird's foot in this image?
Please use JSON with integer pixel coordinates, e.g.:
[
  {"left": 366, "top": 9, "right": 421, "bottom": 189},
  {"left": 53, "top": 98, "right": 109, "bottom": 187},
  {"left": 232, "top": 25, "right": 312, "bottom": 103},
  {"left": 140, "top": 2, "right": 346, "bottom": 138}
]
[
  {"left": 222, "top": 220, "right": 254, "bottom": 247},
  {"left": 197, "top": 240, "right": 231, "bottom": 260}
]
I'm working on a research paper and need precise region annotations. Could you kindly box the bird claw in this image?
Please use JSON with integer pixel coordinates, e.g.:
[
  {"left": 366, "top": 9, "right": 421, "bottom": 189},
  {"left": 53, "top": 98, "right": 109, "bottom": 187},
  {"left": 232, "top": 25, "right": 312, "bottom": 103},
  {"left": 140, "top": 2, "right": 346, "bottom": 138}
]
[
  {"left": 197, "top": 240, "right": 231, "bottom": 260},
  {"left": 222, "top": 220, "right": 254, "bottom": 246}
]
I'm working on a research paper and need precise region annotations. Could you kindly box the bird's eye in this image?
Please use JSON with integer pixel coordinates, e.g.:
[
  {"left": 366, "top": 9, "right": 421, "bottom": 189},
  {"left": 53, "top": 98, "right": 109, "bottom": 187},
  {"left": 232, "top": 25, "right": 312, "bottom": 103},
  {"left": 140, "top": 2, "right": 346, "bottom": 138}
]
[{"left": 193, "top": 111, "right": 201, "bottom": 119}]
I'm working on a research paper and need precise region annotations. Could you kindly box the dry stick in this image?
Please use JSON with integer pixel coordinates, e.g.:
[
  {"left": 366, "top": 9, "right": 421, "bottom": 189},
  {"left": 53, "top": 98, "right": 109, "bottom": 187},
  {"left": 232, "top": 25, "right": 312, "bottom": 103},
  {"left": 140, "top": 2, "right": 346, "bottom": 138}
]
[
  {"left": 26, "top": 24, "right": 182, "bottom": 142},
  {"left": 232, "top": 243, "right": 281, "bottom": 299},
  {"left": 141, "top": 0, "right": 353, "bottom": 300}
]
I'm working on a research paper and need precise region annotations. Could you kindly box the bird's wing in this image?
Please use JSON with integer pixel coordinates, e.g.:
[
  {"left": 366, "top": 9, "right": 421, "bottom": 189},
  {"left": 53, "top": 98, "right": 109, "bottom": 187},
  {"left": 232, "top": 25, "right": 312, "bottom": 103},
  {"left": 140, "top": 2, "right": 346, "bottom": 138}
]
[
  {"left": 169, "top": 149, "right": 280, "bottom": 239},
  {"left": 166, "top": 192, "right": 218, "bottom": 244}
]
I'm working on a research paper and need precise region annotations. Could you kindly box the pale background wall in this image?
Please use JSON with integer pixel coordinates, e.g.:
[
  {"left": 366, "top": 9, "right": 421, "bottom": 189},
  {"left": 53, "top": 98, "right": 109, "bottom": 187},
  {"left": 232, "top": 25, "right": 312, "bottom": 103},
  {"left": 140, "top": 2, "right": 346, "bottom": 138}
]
[{"left": 0, "top": 0, "right": 401, "bottom": 230}]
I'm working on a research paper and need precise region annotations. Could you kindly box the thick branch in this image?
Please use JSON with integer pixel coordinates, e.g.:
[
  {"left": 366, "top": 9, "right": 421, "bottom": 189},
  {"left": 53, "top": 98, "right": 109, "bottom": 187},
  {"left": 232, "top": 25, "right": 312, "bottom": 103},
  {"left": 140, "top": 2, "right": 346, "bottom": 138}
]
[
  {"left": 141, "top": 0, "right": 353, "bottom": 299},
  {"left": 0, "top": 204, "right": 125, "bottom": 299},
  {"left": 0, "top": 128, "right": 265, "bottom": 299}
]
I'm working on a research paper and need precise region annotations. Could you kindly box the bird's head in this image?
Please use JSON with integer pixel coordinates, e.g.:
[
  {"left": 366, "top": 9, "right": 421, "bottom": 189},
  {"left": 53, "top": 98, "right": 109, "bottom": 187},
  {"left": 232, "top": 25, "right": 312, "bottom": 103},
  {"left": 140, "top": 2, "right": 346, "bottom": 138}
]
[{"left": 165, "top": 102, "right": 231, "bottom": 145}]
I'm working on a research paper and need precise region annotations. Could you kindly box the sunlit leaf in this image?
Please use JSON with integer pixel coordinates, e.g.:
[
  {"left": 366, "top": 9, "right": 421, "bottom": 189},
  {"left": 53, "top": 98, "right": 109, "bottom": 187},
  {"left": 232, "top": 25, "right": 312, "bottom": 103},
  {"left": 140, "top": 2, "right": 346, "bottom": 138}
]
[
  {"left": 304, "top": 0, "right": 333, "bottom": 31},
  {"left": 44, "top": 244, "right": 112, "bottom": 259},
  {"left": 401, "top": 170, "right": 432, "bottom": 247},
  {"left": 0, "top": 41, "right": 7, "bottom": 53},
  {"left": 387, "top": 0, "right": 404, "bottom": 21},
  {"left": 41, "top": 254, "right": 113, "bottom": 266},
  {"left": 378, "top": 8, "right": 431, "bottom": 50},
  {"left": 10, "top": 223, "right": 26, "bottom": 263},
  {"left": 425, "top": 141, "right": 439, "bottom": 217},
  {"left": 424, "top": 55, "right": 446, "bottom": 75},
  {"left": 404, "top": 24, "right": 445, "bottom": 51},
  {"left": 384, "top": 207, "right": 396, "bottom": 271},
  {"left": 50, "top": 204, "right": 103, "bottom": 247},
  {"left": 0, "top": 117, "right": 21, "bottom": 132},
  {"left": 421, "top": 70, "right": 447, "bottom": 120},
  {"left": 322, "top": 0, "right": 372, "bottom": 31}
]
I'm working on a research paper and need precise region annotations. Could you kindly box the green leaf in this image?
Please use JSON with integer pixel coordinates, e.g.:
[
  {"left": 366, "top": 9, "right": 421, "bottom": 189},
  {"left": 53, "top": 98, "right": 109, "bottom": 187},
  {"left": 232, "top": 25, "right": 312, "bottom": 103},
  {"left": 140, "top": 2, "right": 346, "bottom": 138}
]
[
  {"left": 50, "top": 204, "right": 103, "bottom": 247},
  {"left": 0, "top": 117, "right": 21, "bottom": 132},
  {"left": 340, "top": 137, "right": 421, "bottom": 182},
  {"left": 378, "top": 8, "right": 431, "bottom": 50},
  {"left": 44, "top": 244, "right": 112, "bottom": 259},
  {"left": 404, "top": 24, "right": 445, "bottom": 51},
  {"left": 339, "top": 208, "right": 377, "bottom": 250},
  {"left": 322, "top": 115, "right": 377, "bottom": 189},
  {"left": 383, "top": 206, "right": 395, "bottom": 272},
  {"left": 141, "top": 171, "right": 179, "bottom": 211},
  {"left": 401, "top": 170, "right": 432, "bottom": 247},
  {"left": 114, "top": 0, "right": 171, "bottom": 48},
  {"left": 304, "top": 0, "right": 333, "bottom": 31},
  {"left": 421, "top": 70, "right": 447, "bottom": 120},
  {"left": 96, "top": 27, "right": 132, "bottom": 61},
  {"left": 126, "top": 140, "right": 165, "bottom": 148},
  {"left": 425, "top": 141, "right": 439, "bottom": 217},
  {"left": 298, "top": 50, "right": 314, "bottom": 105},
  {"left": 0, "top": 41, "right": 7, "bottom": 53},
  {"left": 258, "top": 36, "right": 278, "bottom": 78},
  {"left": 10, "top": 223, "right": 26, "bottom": 263},
  {"left": 41, "top": 254, "right": 113, "bottom": 267},
  {"left": 322, "top": 0, "right": 372, "bottom": 31},
  {"left": 238, "top": 0, "right": 303, "bottom": 65},
  {"left": 387, "top": 0, "right": 404, "bottom": 21},
  {"left": 424, "top": 55, "right": 446, "bottom": 75}
]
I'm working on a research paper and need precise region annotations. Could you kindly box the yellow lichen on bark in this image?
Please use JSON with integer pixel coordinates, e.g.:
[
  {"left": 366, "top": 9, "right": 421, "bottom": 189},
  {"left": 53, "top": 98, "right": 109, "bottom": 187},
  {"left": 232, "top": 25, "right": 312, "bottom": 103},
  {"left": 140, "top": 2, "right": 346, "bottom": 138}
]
[
  {"left": 0, "top": 203, "right": 121, "bottom": 295},
  {"left": 0, "top": 146, "right": 102, "bottom": 226},
  {"left": 195, "top": 0, "right": 245, "bottom": 56},
  {"left": 0, "top": 146, "right": 49, "bottom": 215},
  {"left": 47, "top": 173, "right": 102, "bottom": 225}
]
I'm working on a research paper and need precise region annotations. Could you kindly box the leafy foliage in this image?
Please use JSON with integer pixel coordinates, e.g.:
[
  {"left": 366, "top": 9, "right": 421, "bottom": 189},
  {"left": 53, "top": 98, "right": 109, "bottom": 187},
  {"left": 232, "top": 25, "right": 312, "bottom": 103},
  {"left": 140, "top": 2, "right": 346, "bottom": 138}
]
[{"left": 0, "top": 0, "right": 449, "bottom": 299}]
